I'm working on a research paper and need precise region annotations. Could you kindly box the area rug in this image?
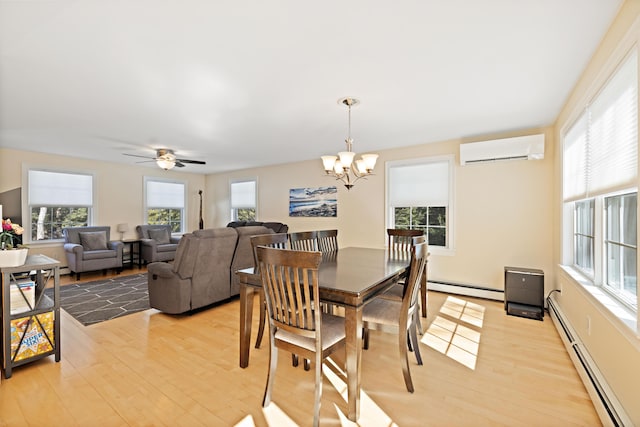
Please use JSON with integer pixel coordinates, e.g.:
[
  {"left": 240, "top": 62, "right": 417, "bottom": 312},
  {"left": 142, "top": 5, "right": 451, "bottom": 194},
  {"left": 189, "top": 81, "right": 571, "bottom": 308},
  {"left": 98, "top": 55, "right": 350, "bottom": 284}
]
[{"left": 45, "top": 273, "right": 150, "bottom": 326}]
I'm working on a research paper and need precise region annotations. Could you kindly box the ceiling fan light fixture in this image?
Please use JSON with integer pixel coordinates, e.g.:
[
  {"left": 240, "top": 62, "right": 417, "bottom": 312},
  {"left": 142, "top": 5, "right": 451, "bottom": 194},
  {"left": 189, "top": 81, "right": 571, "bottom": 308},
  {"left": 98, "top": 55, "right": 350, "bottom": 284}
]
[{"left": 156, "top": 149, "right": 176, "bottom": 170}]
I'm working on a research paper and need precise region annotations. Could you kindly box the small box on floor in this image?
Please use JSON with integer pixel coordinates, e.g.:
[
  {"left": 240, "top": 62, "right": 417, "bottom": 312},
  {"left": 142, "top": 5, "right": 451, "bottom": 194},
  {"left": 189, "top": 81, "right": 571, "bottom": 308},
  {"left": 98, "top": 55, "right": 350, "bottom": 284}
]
[{"left": 504, "top": 266, "right": 544, "bottom": 320}]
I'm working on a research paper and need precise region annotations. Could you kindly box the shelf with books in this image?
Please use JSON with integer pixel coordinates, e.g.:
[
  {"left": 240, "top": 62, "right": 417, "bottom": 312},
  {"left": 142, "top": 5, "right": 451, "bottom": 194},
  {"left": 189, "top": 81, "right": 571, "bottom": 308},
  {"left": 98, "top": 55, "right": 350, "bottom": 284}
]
[{"left": 0, "top": 254, "right": 60, "bottom": 378}]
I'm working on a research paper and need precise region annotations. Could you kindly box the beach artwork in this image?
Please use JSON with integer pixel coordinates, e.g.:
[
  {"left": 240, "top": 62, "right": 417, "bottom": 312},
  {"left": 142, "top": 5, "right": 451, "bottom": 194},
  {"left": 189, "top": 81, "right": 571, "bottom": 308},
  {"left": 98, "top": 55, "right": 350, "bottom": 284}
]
[{"left": 289, "top": 186, "right": 337, "bottom": 217}]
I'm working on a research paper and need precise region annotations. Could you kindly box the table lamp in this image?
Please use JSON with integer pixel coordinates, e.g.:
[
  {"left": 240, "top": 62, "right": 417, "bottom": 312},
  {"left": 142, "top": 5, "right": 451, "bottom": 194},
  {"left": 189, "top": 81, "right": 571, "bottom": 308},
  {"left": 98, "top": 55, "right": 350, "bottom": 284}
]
[{"left": 117, "top": 223, "right": 129, "bottom": 240}]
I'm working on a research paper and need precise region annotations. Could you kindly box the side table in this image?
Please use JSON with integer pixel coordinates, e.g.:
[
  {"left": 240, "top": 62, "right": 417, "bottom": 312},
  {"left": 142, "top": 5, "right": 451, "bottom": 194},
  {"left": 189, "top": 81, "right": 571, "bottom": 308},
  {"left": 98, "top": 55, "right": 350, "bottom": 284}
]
[{"left": 121, "top": 239, "right": 142, "bottom": 268}]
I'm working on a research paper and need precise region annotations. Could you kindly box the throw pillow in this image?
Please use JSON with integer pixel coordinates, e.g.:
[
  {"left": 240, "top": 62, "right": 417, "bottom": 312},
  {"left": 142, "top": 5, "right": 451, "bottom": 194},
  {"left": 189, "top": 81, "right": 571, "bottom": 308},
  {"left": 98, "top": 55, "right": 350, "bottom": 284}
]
[
  {"left": 148, "top": 228, "right": 171, "bottom": 244},
  {"left": 79, "top": 231, "right": 108, "bottom": 251}
]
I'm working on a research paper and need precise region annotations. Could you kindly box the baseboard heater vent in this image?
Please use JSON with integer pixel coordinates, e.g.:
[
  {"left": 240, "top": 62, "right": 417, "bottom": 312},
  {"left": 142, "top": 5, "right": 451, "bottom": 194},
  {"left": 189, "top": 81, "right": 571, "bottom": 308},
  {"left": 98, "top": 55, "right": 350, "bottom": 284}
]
[
  {"left": 428, "top": 280, "right": 504, "bottom": 302},
  {"left": 547, "top": 296, "right": 632, "bottom": 427}
]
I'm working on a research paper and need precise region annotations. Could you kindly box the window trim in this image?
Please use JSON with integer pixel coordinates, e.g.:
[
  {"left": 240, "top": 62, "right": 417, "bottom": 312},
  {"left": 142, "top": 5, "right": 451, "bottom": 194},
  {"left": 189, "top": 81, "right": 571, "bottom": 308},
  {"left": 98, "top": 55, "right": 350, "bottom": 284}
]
[
  {"left": 385, "top": 155, "right": 455, "bottom": 255},
  {"left": 22, "top": 166, "right": 96, "bottom": 244},
  {"left": 143, "top": 176, "right": 187, "bottom": 233}
]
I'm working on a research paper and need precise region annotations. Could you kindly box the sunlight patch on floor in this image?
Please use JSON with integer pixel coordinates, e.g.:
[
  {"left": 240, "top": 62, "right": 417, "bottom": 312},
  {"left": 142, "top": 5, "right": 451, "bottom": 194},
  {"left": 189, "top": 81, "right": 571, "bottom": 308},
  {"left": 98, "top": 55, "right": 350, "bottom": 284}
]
[
  {"left": 422, "top": 296, "right": 485, "bottom": 370},
  {"left": 324, "top": 358, "right": 399, "bottom": 427}
]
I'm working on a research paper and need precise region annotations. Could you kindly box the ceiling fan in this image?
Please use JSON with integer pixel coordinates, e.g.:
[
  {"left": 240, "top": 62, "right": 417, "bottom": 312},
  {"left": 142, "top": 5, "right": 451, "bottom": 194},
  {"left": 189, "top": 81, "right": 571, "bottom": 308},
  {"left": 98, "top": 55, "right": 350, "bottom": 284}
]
[{"left": 123, "top": 149, "right": 206, "bottom": 170}]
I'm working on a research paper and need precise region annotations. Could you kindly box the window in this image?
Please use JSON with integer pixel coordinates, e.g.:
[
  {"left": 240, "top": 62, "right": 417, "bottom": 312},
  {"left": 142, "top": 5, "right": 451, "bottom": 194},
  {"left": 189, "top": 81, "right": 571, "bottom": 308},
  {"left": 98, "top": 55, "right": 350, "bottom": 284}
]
[
  {"left": 145, "top": 178, "right": 185, "bottom": 233},
  {"left": 230, "top": 179, "right": 256, "bottom": 221},
  {"left": 28, "top": 170, "right": 93, "bottom": 242},
  {"left": 574, "top": 200, "right": 594, "bottom": 275},
  {"left": 562, "top": 50, "right": 638, "bottom": 310},
  {"left": 605, "top": 192, "right": 637, "bottom": 305},
  {"left": 387, "top": 156, "right": 453, "bottom": 249}
]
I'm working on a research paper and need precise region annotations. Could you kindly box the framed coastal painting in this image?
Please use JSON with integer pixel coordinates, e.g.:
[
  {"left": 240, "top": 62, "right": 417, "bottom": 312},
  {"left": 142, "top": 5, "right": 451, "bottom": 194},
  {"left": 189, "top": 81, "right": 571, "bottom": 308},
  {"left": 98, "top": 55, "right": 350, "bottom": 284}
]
[{"left": 289, "top": 186, "right": 337, "bottom": 217}]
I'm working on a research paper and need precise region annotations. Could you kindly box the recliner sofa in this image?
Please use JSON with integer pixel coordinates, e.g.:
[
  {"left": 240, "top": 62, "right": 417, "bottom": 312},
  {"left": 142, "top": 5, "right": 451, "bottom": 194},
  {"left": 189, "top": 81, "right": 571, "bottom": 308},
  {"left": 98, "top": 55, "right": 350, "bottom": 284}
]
[{"left": 147, "top": 225, "right": 274, "bottom": 314}]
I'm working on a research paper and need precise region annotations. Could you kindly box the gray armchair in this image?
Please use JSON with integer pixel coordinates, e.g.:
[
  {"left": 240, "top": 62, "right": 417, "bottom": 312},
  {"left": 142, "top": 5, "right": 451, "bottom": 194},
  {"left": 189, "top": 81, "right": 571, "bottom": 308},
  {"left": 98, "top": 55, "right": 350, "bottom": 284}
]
[
  {"left": 136, "top": 224, "right": 181, "bottom": 264},
  {"left": 63, "top": 226, "right": 124, "bottom": 280}
]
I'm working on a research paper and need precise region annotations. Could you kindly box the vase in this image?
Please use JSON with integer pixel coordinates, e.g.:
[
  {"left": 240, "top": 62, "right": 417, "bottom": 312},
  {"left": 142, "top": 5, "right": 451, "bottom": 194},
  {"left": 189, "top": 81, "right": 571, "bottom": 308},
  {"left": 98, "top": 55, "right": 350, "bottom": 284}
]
[{"left": 0, "top": 248, "right": 29, "bottom": 268}]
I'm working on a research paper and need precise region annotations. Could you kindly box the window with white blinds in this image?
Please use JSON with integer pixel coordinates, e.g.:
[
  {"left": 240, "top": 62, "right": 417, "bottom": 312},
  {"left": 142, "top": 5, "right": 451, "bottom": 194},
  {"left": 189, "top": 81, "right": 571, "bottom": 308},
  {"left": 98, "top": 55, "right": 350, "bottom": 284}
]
[
  {"left": 145, "top": 178, "right": 186, "bottom": 232},
  {"left": 562, "top": 48, "right": 638, "bottom": 311},
  {"left": 230, "top": 179, "right": 257, "bottom": 221},
  {"left": 386, "top": 156, "right": 453, "bottom": 249},
  {"left": 27, "top": 169, "right": 93, "bottom": 242},
  {"left": 563, "top": 51, "right": 638, "bottom": 202}
]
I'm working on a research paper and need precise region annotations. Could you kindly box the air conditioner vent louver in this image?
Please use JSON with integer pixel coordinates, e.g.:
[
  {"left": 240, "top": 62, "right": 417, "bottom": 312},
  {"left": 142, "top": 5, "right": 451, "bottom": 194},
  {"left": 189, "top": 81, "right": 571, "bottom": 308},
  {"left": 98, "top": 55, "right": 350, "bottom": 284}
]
[{"left": 459, "top": 134, "right": 545, "bottom": 166}]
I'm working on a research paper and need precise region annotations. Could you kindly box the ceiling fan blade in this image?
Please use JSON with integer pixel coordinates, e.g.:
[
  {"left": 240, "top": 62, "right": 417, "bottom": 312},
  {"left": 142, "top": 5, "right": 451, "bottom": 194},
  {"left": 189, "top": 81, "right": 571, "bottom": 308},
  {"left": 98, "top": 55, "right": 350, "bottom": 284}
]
[
  {"left": 123, "top": 153, "right": 155, "bottom": 160},
  {"left": 174, "top": 161, "right": 186, "bottom": 168},
  {"left": 176, "top": 158, "right": 206, "bottom": 165}
]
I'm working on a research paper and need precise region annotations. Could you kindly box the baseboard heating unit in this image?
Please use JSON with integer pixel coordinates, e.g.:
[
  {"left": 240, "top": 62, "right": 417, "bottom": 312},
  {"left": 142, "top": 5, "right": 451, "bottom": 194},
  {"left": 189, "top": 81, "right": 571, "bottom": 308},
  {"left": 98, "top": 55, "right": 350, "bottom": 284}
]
[
  {"left": 547, "top": 296, "right": 632, "bottom": 427},
  {"left": 428, "top": 280, "right": 504, "bottom": 301}
]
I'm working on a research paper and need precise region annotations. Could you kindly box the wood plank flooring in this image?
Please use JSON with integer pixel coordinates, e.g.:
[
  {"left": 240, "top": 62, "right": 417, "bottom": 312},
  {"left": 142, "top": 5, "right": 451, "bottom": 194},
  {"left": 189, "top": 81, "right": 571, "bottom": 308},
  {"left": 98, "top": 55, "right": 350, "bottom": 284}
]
[{"left": 0, "top": 270, "right": 600, "bottom": 426}]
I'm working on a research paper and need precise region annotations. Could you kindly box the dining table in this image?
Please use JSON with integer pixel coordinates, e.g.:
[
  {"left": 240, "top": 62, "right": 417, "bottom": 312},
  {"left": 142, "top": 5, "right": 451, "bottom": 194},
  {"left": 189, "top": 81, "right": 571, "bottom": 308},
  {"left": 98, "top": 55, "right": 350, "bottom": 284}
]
[{"left": 235, "top": 246, "right": 409, "bottom": 422}]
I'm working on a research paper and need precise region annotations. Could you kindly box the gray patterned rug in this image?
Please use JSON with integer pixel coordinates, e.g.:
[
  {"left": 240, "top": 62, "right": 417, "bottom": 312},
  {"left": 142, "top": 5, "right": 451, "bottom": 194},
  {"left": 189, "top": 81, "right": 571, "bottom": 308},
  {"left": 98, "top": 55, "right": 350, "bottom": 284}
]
[{"left": 46, "top": 273, "right": 149, "bottom": 326}]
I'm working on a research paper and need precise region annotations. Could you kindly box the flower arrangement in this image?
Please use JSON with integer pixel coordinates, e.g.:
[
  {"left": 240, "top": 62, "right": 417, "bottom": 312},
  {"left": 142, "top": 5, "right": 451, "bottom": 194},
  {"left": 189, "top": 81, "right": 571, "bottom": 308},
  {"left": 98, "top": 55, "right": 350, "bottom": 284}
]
[{"left": 1, "top": 219, "right": 24, "bottom": 250}]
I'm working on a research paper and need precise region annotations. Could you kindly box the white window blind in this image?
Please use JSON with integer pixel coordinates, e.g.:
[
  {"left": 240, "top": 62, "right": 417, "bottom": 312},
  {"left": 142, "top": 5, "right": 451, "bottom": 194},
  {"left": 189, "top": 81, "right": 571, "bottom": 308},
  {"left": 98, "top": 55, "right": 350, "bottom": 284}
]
[
  {"left": 147, "top": 181, "right": 185, "bottom": 208},
  {"left": 231, "top": 180, "right": 256, "bottom": 208},
  {"left": 388, "top": 161, "right": 449, "bottom": 207},
  {"left": 28, "top": 170, "right": 93, "bottom": 206},
  {"left": 563, "top": 51, "right": 638, "bottom": 202}
]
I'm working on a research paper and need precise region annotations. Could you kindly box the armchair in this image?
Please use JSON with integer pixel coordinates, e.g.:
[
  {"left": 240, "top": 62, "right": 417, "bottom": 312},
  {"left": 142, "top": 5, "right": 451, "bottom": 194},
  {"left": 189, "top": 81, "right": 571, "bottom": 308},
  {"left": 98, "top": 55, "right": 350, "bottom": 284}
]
[
  {"left": 136, "top": 224, "right": 181, "bottom": 264},
  {"left": 63, "top": 226, "right": 124, "bottom": 280}
]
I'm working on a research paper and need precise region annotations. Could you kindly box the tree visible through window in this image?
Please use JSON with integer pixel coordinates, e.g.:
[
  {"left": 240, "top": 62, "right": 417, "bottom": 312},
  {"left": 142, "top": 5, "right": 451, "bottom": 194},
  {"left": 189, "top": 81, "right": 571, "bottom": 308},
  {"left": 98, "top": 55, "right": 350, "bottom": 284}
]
[{"left": 393, "top": 206, "right": 446, "bottom": 246}]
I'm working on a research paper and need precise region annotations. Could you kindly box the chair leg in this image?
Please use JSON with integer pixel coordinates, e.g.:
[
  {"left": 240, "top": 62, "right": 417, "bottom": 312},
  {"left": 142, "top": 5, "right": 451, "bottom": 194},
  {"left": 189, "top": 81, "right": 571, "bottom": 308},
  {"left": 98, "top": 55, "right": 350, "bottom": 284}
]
[
  {"left": 399, "top": 324, "right": 414, "bottom": 393},
  {"left": 263, "top": 335, "right": 278, "bottom": 407},
  {"left": 415, "top": 308, "right": 424, "bottom": 335},
  {"left": 313, "top": 353, "right": 323, "bottom": 427},
  {"left": 255, "top": 291, "right": 266, "bottom": 349},
  {"left": 409, "top": 324, "right": 423, "bottom": 366},
  {"left": 363, "top": 327, "right": 370, "bottom": 350}
]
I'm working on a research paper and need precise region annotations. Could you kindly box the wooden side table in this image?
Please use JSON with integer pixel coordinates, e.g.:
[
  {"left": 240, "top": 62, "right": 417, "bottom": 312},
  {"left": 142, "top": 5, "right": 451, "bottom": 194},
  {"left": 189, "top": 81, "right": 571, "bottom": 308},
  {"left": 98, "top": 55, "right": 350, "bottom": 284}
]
[{"left": 121, "top": 239, "right": 142, "bottom": 268}]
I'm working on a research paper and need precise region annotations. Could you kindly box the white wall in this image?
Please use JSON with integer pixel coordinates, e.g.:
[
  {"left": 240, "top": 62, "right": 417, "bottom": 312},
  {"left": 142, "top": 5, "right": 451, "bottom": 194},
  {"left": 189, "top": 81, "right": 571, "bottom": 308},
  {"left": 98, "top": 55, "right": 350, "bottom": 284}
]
[
  {"left": 0, "top": 148, "right": 205, "bottom": 265},
  {"left": 207, "top": 129, "right": 554, "bottom": 292}
]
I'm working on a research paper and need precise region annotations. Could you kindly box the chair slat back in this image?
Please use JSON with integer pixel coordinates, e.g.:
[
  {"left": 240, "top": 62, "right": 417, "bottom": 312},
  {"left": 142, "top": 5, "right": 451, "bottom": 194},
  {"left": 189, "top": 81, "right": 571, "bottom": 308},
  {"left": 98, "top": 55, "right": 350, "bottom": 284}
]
[
  {"left": 316, "top": 229, "right": 338, "bottom": 253},
  {"left": 387, "top": 229, "right": 424, "bottom": 259},
  {"left": 257, "top": 247, "right": 322, "bottom": 336},
  {"left": 251, "top": 233, "right": 289, "bottom": 272},
  {"left": 289, "top": 231, "right": 318, "bottom": 251},
  {"left": 402, "top": 242, "right": 429, "bottom": 325}
]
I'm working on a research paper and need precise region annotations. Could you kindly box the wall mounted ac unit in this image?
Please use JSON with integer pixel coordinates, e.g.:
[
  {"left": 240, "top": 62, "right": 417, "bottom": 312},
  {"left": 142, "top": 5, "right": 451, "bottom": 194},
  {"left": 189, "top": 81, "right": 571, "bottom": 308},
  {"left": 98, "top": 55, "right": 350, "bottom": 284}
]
[{"left": 459, "top": 134, "right": 545, "bottom": 165}]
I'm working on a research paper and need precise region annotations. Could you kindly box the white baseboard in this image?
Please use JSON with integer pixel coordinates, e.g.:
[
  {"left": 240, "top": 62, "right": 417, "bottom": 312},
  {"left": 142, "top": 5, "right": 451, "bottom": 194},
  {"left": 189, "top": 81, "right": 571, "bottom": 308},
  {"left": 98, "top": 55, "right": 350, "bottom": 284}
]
[
  {"left": 428, "top": 280, "right": 504, "bottom": 301},
  {"left": 547, "top": 296, "right": 632, "bottom": 427}
]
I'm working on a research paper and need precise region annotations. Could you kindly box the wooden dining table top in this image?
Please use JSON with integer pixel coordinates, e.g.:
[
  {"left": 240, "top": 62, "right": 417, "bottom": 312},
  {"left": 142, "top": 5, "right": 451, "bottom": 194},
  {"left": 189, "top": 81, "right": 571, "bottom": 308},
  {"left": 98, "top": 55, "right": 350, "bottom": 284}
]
[{"left": 236, "top": 246, "right": 410, "bottom": 306}]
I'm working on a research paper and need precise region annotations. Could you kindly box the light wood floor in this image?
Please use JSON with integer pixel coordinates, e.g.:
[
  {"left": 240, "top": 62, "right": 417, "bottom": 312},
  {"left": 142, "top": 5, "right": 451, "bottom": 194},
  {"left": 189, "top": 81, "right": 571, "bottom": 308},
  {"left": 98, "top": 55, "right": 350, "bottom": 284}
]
[{"left": 0, "top": 270, "right": 600, "bottom": 426}]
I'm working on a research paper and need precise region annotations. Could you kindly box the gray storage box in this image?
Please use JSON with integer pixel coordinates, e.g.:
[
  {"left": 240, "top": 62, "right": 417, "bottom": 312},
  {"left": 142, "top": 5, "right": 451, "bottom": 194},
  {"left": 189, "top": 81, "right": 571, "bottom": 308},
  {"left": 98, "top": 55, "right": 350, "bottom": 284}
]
[{"left": 504, "top": 266, "right": 544, "bottom": 320}]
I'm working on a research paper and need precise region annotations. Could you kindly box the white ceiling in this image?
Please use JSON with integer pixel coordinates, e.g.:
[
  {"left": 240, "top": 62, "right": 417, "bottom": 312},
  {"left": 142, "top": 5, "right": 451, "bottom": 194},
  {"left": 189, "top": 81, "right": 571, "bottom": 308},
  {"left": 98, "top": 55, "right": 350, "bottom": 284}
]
[{"left": 0, "top": 0, "right": 623, "bottom": 174}]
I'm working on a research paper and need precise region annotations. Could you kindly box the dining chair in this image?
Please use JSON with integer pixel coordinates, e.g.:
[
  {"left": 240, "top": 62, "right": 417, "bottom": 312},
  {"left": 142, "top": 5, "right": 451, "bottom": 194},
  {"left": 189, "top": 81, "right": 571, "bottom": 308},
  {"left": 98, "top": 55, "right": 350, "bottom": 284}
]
[
  {"left": 316, "top": 229, "right": 338, "bottom": 253},
  {"left": 250, "top": 233, "right": 289, "bottom": 349},
  {"left": 257, "top": 246, "right": 346, "bottom": 427},
  {"left": 363, "top": 241, "right": 428, "bottom": 393},
  {"left": 289, "top": 231, "right": 318, "bottom": 251},
  {"left": 387, "top": 228, "right": 424, "bottom": 259}
]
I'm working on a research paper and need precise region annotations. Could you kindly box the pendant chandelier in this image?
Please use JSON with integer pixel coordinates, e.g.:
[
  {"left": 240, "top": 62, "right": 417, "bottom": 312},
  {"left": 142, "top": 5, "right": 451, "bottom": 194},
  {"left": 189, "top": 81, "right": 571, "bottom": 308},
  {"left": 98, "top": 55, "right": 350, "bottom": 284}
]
[{"left": 321, "top": 97, "right": 378, "bottom": 190}]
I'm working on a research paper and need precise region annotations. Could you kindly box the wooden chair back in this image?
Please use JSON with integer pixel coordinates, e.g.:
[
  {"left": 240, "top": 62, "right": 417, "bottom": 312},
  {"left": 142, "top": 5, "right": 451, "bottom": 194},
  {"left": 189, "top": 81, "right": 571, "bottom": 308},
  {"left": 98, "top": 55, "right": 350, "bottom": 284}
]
[
  {"left": 387, "top": 229, "right": 424, "bottom": 258},
  {"left": 316, "top": 229, "right": 338, "bottom": 253},
  {"left": 250, "top": 233, "right": 289, "bottom": 271},
  {"left": 257, "top": 246, "right": 323, "bottom": 338},
  {"left": 402, "top": 242, "right": 429, "bottom": 328},
  {"left": 289, "top": 231, "right": 318, "bottom": 251}
]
